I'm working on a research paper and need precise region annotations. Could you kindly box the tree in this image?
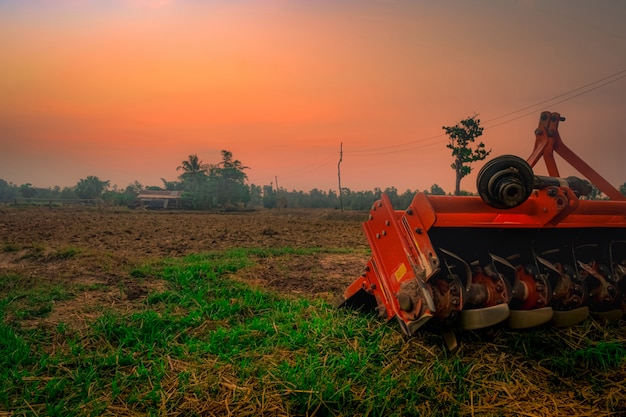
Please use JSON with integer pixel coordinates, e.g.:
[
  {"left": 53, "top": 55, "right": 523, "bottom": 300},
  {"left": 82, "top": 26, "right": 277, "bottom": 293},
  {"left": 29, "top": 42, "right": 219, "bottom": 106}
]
[
  {"left": 443, "top": 115, "right": 491, "bottom": 195},
  {"left": 123, "top": 181, "right": 142, "bottom": 195},
  {"left": 177, "top": 154, "right": 214, "bottom": 209},
  {"left": 19, "top": 183, "right": 37, "bottom": 199},
  {"left": 160, "top": 178, "right": 183, "bottom": 191},
  {"left": 211, "top": 150, "right": 250, "bottom": 207},
  {"left": 248, "top": 184, "right": 263, "bottom": 208},
  {"left": 620, "top": 182, "right": 626, "bottom": 196},
  {"left": 177, "top": 154, "right": 209, "bottom": 190},
  {"left": 262, "top": 185, "right": 276, "bottom": 208},
  {"left": 0, "top": 179, "right": 18, "bottom": 202},
  {"left": 60, "top": 186, "right": 77, "bottom": 200},
  {"left": 75, "top": 176, "right": 110, "bottom": 199},
  {"left": 429, "top": 184, "right": 446, "bottom": 195}
]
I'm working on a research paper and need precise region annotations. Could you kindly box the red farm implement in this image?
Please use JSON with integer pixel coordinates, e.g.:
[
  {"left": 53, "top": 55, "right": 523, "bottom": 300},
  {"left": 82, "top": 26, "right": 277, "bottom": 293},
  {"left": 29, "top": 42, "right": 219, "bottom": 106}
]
[{"left": 336, "top": 111, "right": 626, "bottom": 350}]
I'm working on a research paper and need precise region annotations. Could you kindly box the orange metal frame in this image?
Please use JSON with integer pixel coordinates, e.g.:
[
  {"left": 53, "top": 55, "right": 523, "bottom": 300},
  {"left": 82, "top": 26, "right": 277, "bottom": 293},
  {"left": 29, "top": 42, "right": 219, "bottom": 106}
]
[
  {"left": 409, "top": 192, "right": 626, "bottom": 229},
  {"left": 528, "top": 111, "right": 625, "bottom": 201}
]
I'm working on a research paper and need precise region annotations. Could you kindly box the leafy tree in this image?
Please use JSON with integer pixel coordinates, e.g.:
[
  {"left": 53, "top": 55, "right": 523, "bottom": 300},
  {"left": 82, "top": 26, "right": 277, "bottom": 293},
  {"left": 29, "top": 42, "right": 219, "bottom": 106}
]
[
  {"left": 620, "top": 182, "right": 626, "bottom": 196},
  {"left": 341, "top": 188, "right": 377, "bottom": 210},
  {"left": 287, "top": 190, "right": 308, "bottom": 208},
  {"left": 429, "top": 184, "right": 446, "bottom": 195},
  {"left": 249, "top": 184, "right": 263, "bottom": 208},
  {"left": 101, "top": 181, "right": 143, "bottom": 207},
  {"left": 125, "top": 181, "right": 143, "bottom": 196},
  {"left": 399, "top": 189, "right": 415, "bottom": 207},
  {"left": 327, "top": 189, "right": 339, "bottom": 209},
  {"left": 19, "top": 183, "right": 37, "bottom": 199},
  {"left": 309, "top": 188, "right": 327, "bottom": 208},
  {"left": 262, "top": 185, "right": 276, "bottom": 209},
  {"left": 211, "top": 150, "right": 250, "bottom": 208},
  {"left": 75, "top": 176, "right": 110, "bottom": 199},
  {"left": 384, "top": 186, "right": 399, "bottom": 206},
  {"left": 443, "top": 115, "right": 491, "bottom": 195},
  {"left": 160, "top": 178, "right": 183, "bottom": 191},
  {"left": 60, "top": 186, "right": 77, "bottom": 200},
  {"left": 0, "top": 179, "right": 18, "bottom": 201}
]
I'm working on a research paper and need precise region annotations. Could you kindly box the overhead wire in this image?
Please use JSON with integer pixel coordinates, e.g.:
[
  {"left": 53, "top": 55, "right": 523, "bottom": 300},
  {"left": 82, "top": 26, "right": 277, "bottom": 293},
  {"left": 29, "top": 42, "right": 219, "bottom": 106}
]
[
  {"left": 345, "top": 68, "right": 626, "bottom": 158},
  {"left": 347, "top": 133, "right": 446, "bottom": 154},
  {"left": 276, "top": 68, "right": 626, "bottom": 181},
  {"left": 482, "top": 69, "right": 626, "bottom": 126},
  {"left": 277, "top": 152, "right": 338, "bottom": 179},
  {"left": 483, "top": 70, "right": 626, "bottom": 129}
]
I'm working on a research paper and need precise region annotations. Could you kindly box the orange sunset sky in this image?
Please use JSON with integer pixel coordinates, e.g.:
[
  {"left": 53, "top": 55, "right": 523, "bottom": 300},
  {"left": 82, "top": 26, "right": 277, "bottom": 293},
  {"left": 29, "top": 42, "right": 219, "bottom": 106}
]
[{"left": 1, "top": 0, "right": 625, "bottom": 195}]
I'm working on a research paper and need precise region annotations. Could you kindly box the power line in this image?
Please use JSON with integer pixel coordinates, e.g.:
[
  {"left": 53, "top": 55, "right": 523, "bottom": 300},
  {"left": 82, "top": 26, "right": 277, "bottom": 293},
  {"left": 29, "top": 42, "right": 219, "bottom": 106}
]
[
  {"left": 483, "top": 69, "right": 626, "bottom": 126},
  {"left": 483, "top": 71, "right": 626, "bottom": 129},
  {"left": 345, "top": 68, "right": 626, "bottom": 157},
  {"left": 278, "top": 152, "right": 338, "bottom": 179},
  {"left": 345, "top": 136, "right": 444, "bottom": 157},
  {"left": 348, "top": 133, "right": 446, "bottom": 154}
]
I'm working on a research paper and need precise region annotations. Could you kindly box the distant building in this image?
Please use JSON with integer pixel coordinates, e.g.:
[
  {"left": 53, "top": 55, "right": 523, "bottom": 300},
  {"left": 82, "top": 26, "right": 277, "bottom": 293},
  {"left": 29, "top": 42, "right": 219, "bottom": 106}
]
[{"left": 136, "top": 190, "right": 183, "bottom": 209}]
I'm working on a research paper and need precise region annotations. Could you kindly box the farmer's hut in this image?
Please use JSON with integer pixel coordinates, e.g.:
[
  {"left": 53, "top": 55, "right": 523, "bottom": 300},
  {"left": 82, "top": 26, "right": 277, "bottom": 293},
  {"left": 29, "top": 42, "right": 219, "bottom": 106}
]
[{"left": 136, "top": 190, "right": 183, "bottom": 209}]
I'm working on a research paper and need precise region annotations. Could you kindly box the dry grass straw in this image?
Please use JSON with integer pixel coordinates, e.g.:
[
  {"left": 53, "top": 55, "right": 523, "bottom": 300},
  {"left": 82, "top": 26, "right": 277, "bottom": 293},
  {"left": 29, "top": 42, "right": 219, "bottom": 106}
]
[
  {"left": 453, "top": 320, "right": 626, "bottom": 417},
  {"left": 87, "top": 313, "right": 623, "bottom": 416}
]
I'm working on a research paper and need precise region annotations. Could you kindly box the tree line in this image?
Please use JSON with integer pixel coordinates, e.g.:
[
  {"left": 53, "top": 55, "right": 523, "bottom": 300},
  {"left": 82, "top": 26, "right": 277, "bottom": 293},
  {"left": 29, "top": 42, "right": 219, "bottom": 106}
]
[
  {"left": 0, "top": 149, "right": 455, "bottom": 210},
  {"left": 3, "top": 117, "right": 625, "bottom": 209}
]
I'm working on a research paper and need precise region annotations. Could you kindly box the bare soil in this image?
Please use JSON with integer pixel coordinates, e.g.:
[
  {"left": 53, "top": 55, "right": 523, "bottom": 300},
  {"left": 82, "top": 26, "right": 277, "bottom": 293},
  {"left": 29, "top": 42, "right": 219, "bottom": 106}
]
[{"left": 0, "top": 206, "right": 371, "bottom": 327}]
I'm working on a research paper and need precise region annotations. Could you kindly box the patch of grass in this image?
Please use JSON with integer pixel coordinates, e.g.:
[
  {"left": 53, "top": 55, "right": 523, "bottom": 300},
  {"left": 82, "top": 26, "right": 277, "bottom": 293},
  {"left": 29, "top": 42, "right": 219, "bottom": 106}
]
[
  {"left": 51, "top": 246, "right": 81, "bottom": 260},
  {"left": 0, "top": 272, "right": 25, "bottom": 293},
  {"left": 128, "top": 264, "right": 155, "bottom": 278},
  {"left": 0, "top": 273, "right": 74, "bottom": 321},
  {"left": 573, "top": 340, "right": 626, "bottom": 372},
  {"left": 2, "top": 242, "right": 20, "bottom": 252},
  {"left": 0, "top": 248, "right": 624, "bottom": 416},
  {"left": 16, "top": 242, "right": 46, "bottom": 260},
  {"left": 74, "top": 283, "right": 107, "bottom": 292}
]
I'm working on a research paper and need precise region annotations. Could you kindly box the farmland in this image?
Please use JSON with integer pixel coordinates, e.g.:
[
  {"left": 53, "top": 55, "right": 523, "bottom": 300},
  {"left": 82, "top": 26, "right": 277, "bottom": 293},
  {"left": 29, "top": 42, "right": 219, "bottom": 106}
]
[{"left": 1, "top": 206, "right": 625, "bottom": 416}]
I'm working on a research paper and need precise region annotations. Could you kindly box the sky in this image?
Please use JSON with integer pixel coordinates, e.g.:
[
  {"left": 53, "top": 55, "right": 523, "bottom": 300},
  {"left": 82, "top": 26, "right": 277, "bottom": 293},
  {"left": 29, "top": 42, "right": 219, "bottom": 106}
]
[{"left": 1, "top": 0, "right": 625, "bottom": 195}]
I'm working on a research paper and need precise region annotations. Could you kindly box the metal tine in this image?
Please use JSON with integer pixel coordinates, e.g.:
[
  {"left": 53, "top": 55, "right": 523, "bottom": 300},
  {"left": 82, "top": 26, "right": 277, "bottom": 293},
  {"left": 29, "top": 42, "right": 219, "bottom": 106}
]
[
  {"left": 488, "top": 252, "right": 518, "bottom": 293},
  {"left": 489, "top": 253, "right": 516, "bottom": 269},
  {"left": 439, "top": 248, "right": 472, "bottom": 293},
  {"left": 536, "top": 255, "right": 561, "bottom": 274},
  {"left": 609, "top": 240, "right": 626, "bottom": 276},
  {"left": 572, "top": 243, "right": 603, "bottom": 274}
]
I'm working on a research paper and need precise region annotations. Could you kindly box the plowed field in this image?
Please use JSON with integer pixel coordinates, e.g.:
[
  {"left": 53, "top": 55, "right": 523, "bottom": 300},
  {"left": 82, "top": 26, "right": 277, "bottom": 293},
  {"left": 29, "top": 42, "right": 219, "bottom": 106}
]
[{"left": 0, "top": 206, "right": 370, "bottom": 327}]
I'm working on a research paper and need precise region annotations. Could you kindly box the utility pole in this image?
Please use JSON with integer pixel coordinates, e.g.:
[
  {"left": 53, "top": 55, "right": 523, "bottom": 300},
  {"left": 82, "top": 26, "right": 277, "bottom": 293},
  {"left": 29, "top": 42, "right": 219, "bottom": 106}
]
[
  {"left": 338, "top": 142, "right": 343, "bottom": 211},
  {"left": 275, "top": 175, "right": 280, "bottom": 209}
]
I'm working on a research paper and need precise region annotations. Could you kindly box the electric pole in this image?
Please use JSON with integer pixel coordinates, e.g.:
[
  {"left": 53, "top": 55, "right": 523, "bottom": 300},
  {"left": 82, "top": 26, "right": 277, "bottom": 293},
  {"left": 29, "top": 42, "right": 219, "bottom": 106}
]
[
  {"left": 275, "top": 175, "right": 280, "bottom": 209},
  {"left": 338, "top": 142, "right": 343, "bottom": 211}
]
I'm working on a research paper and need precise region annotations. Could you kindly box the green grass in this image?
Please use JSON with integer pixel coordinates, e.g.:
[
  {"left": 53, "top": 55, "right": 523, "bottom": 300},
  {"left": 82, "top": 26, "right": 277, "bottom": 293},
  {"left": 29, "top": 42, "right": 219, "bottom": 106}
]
[
  {"left": 2, "top": 242, "right": 20, "bottom": 252},
  {"left": 0, "top": 273, "right": 74, "bottom": 321},
  {"left": 51, "top": 246, "right": 81, "bottom": 260},
  {"left": 1, "top": 243, "right": 81, "bottom": 261},
  {"left": 0, "top": 248, "right": 625, "bottom": 416}
]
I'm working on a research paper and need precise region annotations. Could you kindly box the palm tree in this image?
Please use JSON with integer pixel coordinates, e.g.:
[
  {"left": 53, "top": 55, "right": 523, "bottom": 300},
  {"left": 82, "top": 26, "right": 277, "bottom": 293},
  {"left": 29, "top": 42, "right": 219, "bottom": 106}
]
[
  {"left": 219, "top": 150, "right": 248, "bottom": 182},
  {"left": 177, "top": 154, "right": 209, "bottom": 190}
]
